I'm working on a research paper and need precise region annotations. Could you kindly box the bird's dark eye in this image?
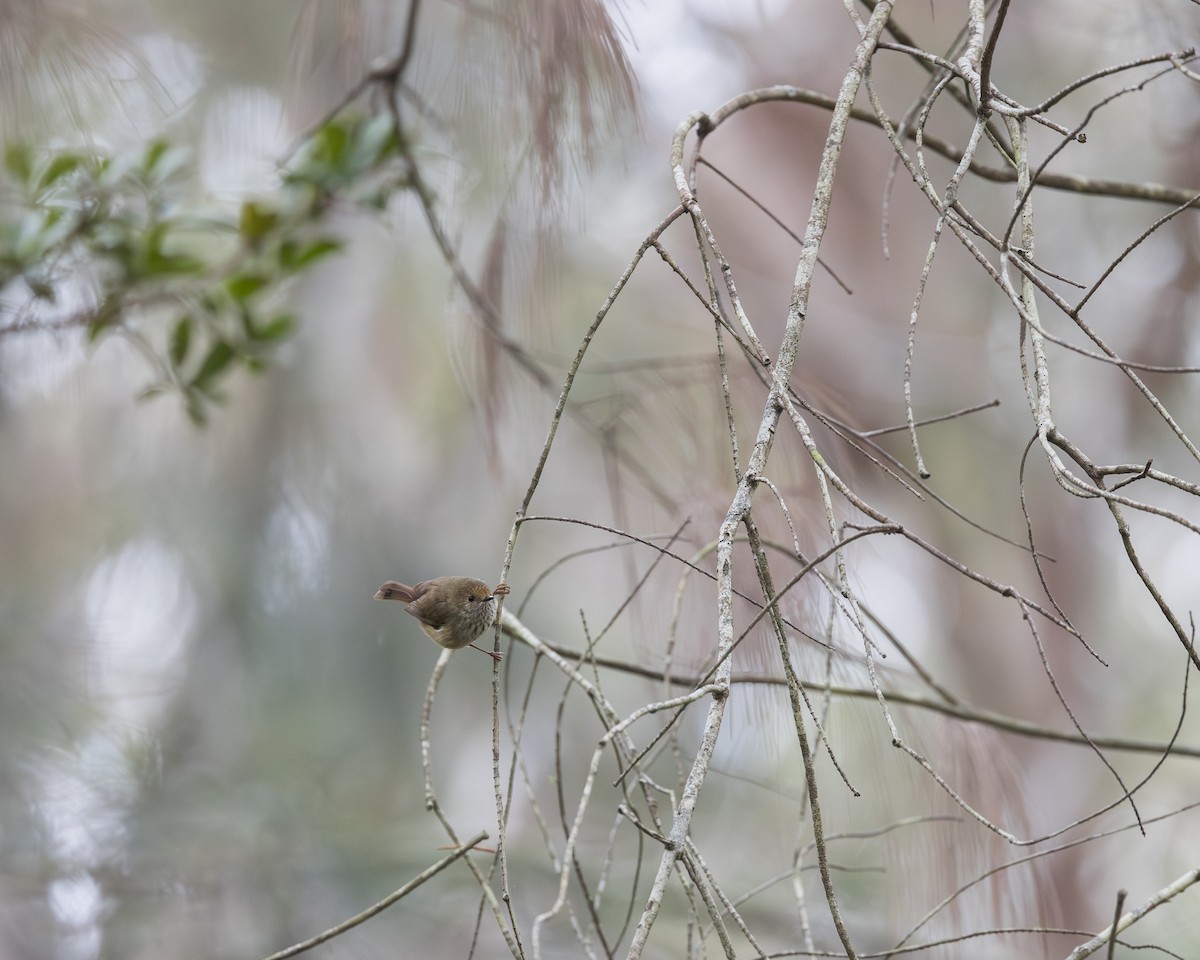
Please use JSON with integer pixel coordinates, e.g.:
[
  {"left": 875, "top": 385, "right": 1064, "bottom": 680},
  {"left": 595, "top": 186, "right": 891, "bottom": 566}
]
[{"left": 468, "top": 594, "right": 477, "bottom": 602}]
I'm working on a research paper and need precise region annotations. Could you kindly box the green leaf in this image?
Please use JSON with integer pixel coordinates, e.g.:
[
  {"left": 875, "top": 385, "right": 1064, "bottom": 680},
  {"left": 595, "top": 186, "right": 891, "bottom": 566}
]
[
  {"left": 169, "top": 316, "right": 192, "bottom": 369},
  {"left": 191, "top": 379, "right": 227, "bottom": 403},
  {"left": 37, "top": 152, "right": 84, "bottom": 191},
  {"left": 193, "top": 341, "right": 235, "bottom": 387},
  {"left": 87, "top": 298, "right": 122, "bottom": 341},
  {"left": 139, "top": 139, "right": 190, "bottom": 183},
  {"left": 313, "top": 121, "right": 350, "bottom": 167},
  {"left": 279, "top": 237, "right": 341, "bottom": 272},
  {"left": 226, "top": 272, "right": 270, "bottom": 302},
  {"left": 14, "top": 210, "right": 52, "bottom": 260},
  {"left": 236, "top": 304, "right": 258, "bottom": 338},
  {"left": 97, "top": 152, "right": 138, "bottom": 189},
  {"left": 355, "top": 113, "right": 399, "bottom": 168},
  {"left": 143, "top": 139, "right": 170, "bottom": 173},
  {"left": 149, "top": 146, "right": 190, "bottom": 184},
  {"left": 363, "top": 189, "right": 391, "bottom": 211},
  {"left": 4, "top": 144, "right": 33, "bottom": 186},
  {"left": 253, "top": 314, "right": 294, "bottom": 342},
  {"left": 141, "top": 221, "right": 205, "bottom": 276},
  {"left": 239, "top": 201, "right": 280, "bottom": 243},
  {"left": 146, "top": 252, "right": 206, "bottom": 276},
  {"left": 184, "top": 390, "right": 209, "bottom": 426}
]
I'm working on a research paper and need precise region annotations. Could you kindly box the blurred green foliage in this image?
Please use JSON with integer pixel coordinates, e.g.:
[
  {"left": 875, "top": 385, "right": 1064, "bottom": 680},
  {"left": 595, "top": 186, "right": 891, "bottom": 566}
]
[{"left": 0, "top": 112, "right": 403, "bottom": 423}]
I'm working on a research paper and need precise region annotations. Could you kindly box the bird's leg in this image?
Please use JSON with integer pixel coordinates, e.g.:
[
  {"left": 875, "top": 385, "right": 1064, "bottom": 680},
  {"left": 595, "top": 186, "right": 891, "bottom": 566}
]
[{"left": 469, "top": 642, "right": 503, "bottom": 662}]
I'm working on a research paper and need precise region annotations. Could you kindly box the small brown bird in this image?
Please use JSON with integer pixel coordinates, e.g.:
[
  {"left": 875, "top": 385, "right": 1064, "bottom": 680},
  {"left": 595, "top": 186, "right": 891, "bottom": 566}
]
[{"left": 374, "top": 577, "right": 509, "bottom": 661}]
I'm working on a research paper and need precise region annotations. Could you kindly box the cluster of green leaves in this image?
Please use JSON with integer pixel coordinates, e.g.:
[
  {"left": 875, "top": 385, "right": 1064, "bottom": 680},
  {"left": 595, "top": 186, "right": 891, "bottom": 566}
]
[{"left": 0, "top": 112, "right": 402, "bottom": 423}]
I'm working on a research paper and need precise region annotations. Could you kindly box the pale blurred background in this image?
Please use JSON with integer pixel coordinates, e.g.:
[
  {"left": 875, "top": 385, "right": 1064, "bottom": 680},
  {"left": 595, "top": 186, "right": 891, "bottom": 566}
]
[{"left": 3, "top": 1, "right": 1200, "bottom": 958}]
